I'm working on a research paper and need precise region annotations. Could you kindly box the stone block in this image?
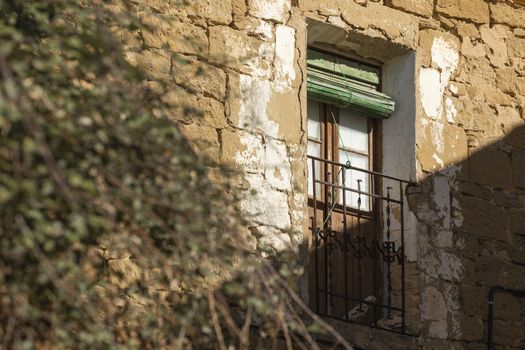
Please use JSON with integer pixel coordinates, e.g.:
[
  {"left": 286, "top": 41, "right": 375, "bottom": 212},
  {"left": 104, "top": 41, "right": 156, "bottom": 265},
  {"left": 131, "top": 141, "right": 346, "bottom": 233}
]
[
  {"left": 456, "top": 22, "right": 480, "bottom": 39},
  {"left": 185, "top": 0, "right": 233, "bottom": 25},
  {"left": 496, "top": 67, "right": 518, "bottom": 94},
  {"left": 242, "top": 173, "right": 291, "bottom": 230},
  {"left": 493, "top": 320, "right": 524, "bottom": 347},
  {"left": 469, "top": 145, "right": 512, "bottom": 189},
  {"left": 436, "top": 0, "right": 490, "bottom": 24},
  {"left": 248, "top": 0, "right": 291, "bottom": 23},
  {"left": 387, "top": 0, "right": 434, "bottom": 17},
  {"left": 460, "top": 285, "right": 486, "bottom": 316},
  {"left": 220, "top": 129, "right": 264, "bottom": 173},
  {"left": 458, "top": 315, "right": 484, "bottom": 342},
  {"left": 480, "top": 25, "right": 509, "bottom": 67},
  {"left": 209, "top": 26, "right": 273, "bottom": 77},
  {"left": 267, "top": 88, "right": 303, "bottom": 144},
  {"left": 493, "top": 190, "right": 522, "bottom": 208},
  {"left": 490, "top": 2, "right": 525, "bottom": 28},
  {"left": 172, "top": 55, "right": 227, "bottom": 101},
  {"left": 232, "top": 0, "right": 246, "bottom": 16},
  {"left": 510, "top": 209, "right": 525, "bottom": 235},
  {"left": 129, "top": 50, "right": 171, "bottom": 79},
  {"left": 508, "top": 36, "right": 525, "bottom": 58},
  {"left": 459, "top": 195, "right": 509, "bottom": 240},
  {"left": 179, "top": 123, "right": 220, "bottom": 166},
  {"left": 517, "top": 77, "right": 525, "bottom": 96},
  {"left": 505, "top": 127, "right": 525, "bottom": 150},
  {"left": 163, "top": 88, "right": 228, "bottom": 129},
  {"left": 493, "top": 292, "right": 522, "bottom": 321},
  {"left": 512, "top": 149, "right": 525, "bottom": 189},
  {"left": 339, "top": 1, "right": 419, "bottom": 48},
  {"left": 141, "top": 19, "right": 208, "bottom": 55}
]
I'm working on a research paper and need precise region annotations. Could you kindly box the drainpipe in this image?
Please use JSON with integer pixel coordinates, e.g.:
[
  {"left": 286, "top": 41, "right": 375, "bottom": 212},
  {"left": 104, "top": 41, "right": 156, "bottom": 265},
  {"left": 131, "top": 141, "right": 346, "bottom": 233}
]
[{"left": 487, "top": 286, "right": 525, "bottom": 350}]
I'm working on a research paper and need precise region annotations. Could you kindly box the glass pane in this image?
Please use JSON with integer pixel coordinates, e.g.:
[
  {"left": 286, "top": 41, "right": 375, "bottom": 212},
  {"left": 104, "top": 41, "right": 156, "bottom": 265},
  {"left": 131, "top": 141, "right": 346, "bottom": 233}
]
[
  {"left": 307, "top": 141, "right": 321, "bottom": 197},
  {"left": 307, "top": 100, "right": 321, "bottom": 141},
  {"left": 339, "top": 109, "right": 368, "bottom": 154},
  {"left": 339, "top": 150, "right": 370, "bottom": 211}
]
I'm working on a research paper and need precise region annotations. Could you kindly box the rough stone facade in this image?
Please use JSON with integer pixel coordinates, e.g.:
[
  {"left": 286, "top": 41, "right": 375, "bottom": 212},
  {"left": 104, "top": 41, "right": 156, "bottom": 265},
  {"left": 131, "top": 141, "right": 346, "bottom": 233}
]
[{"left": 137, "top": 0, "right": 525, "bottom": 348}]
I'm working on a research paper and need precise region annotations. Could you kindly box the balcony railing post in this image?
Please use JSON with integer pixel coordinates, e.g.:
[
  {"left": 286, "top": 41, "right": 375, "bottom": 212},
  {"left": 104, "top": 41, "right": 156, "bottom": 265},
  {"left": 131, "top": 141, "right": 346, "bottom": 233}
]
[{"left": 307, "top": 155, "right": 411, "bottom": 334}]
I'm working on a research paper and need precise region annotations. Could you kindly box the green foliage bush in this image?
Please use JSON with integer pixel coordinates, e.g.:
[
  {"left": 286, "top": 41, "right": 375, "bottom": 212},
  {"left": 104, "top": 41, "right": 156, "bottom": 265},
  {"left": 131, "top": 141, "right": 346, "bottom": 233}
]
[{"left": 0, "top": 1, "right": 351, "bottom": 349}]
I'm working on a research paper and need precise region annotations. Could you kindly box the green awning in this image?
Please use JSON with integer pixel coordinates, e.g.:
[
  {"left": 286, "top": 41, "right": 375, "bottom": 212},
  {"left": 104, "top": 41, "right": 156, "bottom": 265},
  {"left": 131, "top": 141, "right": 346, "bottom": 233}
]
[{"left": 307, "top": 50, "right": 395, "bottom": 119}]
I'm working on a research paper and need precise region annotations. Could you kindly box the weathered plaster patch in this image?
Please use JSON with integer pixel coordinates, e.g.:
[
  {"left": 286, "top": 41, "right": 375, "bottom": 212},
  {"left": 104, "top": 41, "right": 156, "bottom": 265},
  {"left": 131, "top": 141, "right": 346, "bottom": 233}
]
[
  {"left": 432, "top": 121, "right": 445, "bottom": 154},
  {"left": 245, "top": 42, "right": 275, "bottom": 78},
  {"left": 420, "top": 37, "right": 459, "bottom": 121},
  {"left": 291, "top": 192, "right": 306, "bottom": 228},
  {"left": 248, "top": 0, "right": 291, "bottom": 23},
  {"left": 235, "top": 132, "right": 265, "bottom": 173},
  {"left": 242, "top": 174, "right": 291, "bottom": 230},
  {"left": 238, "top": 74, "right": 279, "bottom": 137},
  {"left": 257, "top": 225, "right": 292, "bottom": 252},
  {"left": 431, "top": 36, "right": 459, "bottom": 85},
  {"left": 265, "top": 139, "right": 292, "bottom": 191},
  {"left": 421, "top": 286, "right": 448, "bottom": 339},
  {"left": 255, "top": 20, "right": 273, "bottom": 41},
  {"left": 445, "top": 97, "right": 457, "bottom": 123},
  {"left": 420, "top": 68, "right": 443, "bottom": 120},
  {"left": 273, "top": 25, "right": 296, "bottom": 93}
]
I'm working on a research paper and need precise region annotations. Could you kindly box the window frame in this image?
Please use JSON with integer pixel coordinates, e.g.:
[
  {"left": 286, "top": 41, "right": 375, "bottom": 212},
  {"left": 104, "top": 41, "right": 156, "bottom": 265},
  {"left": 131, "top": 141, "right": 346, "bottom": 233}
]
[{"left": 307, "top": 100, "right": 380, "bottom": 216}]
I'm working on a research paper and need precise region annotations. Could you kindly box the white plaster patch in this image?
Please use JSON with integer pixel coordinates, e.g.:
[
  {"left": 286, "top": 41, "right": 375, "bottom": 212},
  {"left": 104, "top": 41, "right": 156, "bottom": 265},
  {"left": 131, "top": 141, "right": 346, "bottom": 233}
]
[
  {"left": 436, "top": 251, "right": 463, "bottom": 281},
  {"left": 235, "top": 132, "right": 265, "bottom": 173},
  {"left": 291, "top": 192, "right": 306, "bottom": 229},
  {"left": 445, "top": 97, "right": 457, "bottom": 123},
  {"left": 265, "top": 139, "right": 292, "bottom": 191},
  {"left": 249, "top": 0, "right": 291, "bottom": 23},
  {"left": 244, "top": 42, "right": 274, "bottom": 78},
  {"left": 420, "top": 37, "right": 459, "bottom": 121},
  {"left": 431, "top": 37, "right": 459, "bottom": 81},
  {"left": 421, "top": 286, "right": 448, "bottom": 339},
  {"left": 242, "top": 174, "right": 291, "bottom": 230},
  {"left": 420, "top": 68, "right": 443, "bottom": 120},
  {"left": 257, "top": 225, "right": 292, "bottom": 252},
  {"left": 238, "top": 74, "right": 279, "bottom": 137},
  {"left": 273, "top": 25, "right": 296, "bottom": 93},
  {"left": 433, "top": 176, "right": 451, "bottom": 230},
  {"left": 433, "top": 230, "right": 454, "bottom": 248},
  {"left": 255, "top": 21, "right": 273, "bottom": 41},
  {"left": 432, "top": 121, "right": 445, "bottom": 154}
]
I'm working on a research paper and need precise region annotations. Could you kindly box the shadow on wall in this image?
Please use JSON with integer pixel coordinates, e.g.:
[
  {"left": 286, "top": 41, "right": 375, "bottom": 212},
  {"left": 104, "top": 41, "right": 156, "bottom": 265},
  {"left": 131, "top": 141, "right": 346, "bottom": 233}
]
[{"left": 407, "top": 123, "right": 525, "bottom": 348}]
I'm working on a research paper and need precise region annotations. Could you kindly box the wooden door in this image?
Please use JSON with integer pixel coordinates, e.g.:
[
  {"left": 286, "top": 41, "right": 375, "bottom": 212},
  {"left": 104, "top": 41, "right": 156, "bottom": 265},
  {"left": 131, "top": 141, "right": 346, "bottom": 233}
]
[{"left": 307, "top": 101, "right": 382, "bottom": 324}]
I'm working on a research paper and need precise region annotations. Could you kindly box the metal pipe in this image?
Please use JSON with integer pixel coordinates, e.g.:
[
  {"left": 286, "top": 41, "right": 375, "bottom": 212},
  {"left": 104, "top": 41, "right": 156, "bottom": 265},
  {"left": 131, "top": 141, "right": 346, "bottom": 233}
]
[{"left": 487, "top": 286, "right": 525, "bottom": 350}]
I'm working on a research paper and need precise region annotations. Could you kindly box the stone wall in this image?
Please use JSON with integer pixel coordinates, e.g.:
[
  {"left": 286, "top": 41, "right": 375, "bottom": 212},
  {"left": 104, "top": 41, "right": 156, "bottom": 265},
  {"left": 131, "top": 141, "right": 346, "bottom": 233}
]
[{"left": 135, "top": 0, "right": 525, "bottom": 348}]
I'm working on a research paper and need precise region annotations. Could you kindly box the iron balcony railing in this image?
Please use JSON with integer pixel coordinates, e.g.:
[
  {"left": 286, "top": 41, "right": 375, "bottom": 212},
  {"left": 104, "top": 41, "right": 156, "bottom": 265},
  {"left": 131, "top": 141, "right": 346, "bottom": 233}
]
[{"left": 308, "top": 155, "right": 413, "bottom": 334}]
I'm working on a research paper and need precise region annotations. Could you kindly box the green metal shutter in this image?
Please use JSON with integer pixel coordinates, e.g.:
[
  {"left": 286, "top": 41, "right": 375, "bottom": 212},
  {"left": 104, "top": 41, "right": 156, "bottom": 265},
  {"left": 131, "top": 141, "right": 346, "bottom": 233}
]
[{"left": 307, "top": 50, "right": 395, "bottom": 119}]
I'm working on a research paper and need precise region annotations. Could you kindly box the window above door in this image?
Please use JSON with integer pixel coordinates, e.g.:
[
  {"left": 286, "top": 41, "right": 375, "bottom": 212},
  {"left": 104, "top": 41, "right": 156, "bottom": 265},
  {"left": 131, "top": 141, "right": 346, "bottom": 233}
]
[{"left": 306, "top": 49, "right": 396, "bottom": 119}]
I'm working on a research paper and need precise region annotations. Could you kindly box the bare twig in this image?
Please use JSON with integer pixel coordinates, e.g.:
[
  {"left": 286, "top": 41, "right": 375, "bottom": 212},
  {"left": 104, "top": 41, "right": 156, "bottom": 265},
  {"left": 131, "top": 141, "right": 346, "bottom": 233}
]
[
  {"left": 262, "top": 264, "right": 354, "bottom": 350},
  {"left": 207, "top": 291, "right": 227, "bottom": 350},
  {"left": 277, "top": 301, "right": 293, "bottom": 350},
  {"left": 214, "top": 291, "right": 241, "bottom": 338},
  {"left": 239, "top": 303, "right": 253, "bottom": 350}
]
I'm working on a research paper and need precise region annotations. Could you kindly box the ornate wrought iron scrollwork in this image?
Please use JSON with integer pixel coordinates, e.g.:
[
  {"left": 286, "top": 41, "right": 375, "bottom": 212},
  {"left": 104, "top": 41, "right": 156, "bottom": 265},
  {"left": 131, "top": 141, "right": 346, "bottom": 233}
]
[{"left": 309, "top": 155, "right": 411, "bottom": 334}]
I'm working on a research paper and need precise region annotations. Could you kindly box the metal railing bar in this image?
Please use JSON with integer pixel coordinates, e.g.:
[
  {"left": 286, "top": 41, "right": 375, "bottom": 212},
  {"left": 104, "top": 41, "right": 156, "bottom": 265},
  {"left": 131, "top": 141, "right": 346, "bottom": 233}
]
[
  {"left": 307, "top": 155, "right": 415, "bottom": 184},
  {"left": 316, "top": 289, "right": 403, "bottom": 312},
  {"left": 313, "top": 178, "right": 403, "bottom": 203}
]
